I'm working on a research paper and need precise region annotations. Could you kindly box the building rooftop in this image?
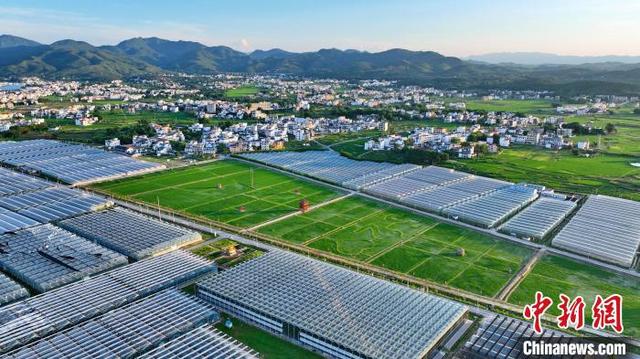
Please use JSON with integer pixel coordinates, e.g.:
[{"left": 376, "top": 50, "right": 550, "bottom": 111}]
[{"left": 197, "top": 250, "right": 466, "bottom": 359}]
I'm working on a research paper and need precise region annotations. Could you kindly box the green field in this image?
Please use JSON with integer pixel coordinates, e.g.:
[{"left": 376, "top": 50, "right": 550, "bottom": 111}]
[
  {"left": 258, "top": 196, "right": 533, "bottom": 296},
  {"left": 509, "top": 255, "right": 640, "bottom": 338},
  {"left": 95, "top": 110, "right": 197, "bottom": 127},
  {"left": 216, "top": 315, "right": 321, "bottom": 359},
  {"left": 444, "top": 146, "right": 640, "bottom": 201},
  {"left": 567, "top": 114, "right": 640, "bottom": 156},
  {"left": 92, "top": 160, "right": 339, "bottom": 227},
  {"left": 41, "top": 110, "right": 198, "bottom": 144},
  {"left": 463, "top": 99, "right": 557, "bottom": 115},
  {"left": 224, "top": 85, "right": 260, "bottom": 98}
]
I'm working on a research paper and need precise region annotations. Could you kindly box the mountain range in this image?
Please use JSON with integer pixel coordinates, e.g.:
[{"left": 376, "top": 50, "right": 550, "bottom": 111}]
[
  {"left": 467, "top": 52, "right": 640, "bottom": 65},
  {"left": 1, "top": 34, "right": 640, "bottom": 96}
]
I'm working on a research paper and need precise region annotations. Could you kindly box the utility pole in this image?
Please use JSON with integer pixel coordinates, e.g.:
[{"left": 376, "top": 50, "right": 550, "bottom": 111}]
[{"left": 156, "top": 195, "right": 162, "bottom": 221}]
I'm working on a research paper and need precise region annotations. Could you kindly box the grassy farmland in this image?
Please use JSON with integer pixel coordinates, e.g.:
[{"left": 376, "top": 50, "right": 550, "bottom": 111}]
[
  {"left": 464, "top": 99, "right": 558, "bottom": 115},
  {"left": 509, "top": 255, "right": 640, "bottom": 338},
  {"left": 92, "top": 160, "right": 339, "bottom": 228},
  {"left": 257, "top": 196, "right": 533, "bottom": 296},
  {"left": 224, "top": 85, "right": 260, "bottom": 98},
  {"left": 444, "top": 146, "right": 640, "bottom": 201}
]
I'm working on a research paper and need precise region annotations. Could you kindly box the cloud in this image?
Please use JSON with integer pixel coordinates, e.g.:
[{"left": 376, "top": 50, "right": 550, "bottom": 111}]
[{"left": 0, "top": 6, "right": 224, "bottom": 47}]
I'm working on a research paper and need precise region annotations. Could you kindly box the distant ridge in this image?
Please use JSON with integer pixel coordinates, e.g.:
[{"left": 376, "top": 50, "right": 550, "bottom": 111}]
[
  {"left": 467, "top": 52, "right": 640, "bottom": 65},
  {"left": 0, "top": 34, "right": 41, "bottom": 48},
  {"left": 1, "top": 35, "right": 639, "bottom": 96}
]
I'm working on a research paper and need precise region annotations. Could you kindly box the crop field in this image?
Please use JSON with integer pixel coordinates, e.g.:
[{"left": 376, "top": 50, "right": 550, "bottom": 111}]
[
  {"left": 95, "top": 110, "right": 197, "bottom": 127},
  {"left": 445, "top": 146, "right": 640, "bottom": 201},
  {"left": 257, "top": 196, "right": 533, "bottom": 296},
  {"left": 224, "top": 85, "right": 259, "bottom": 98},
  {"left": 92, "top": 160, "right": 339, "bottom": 227},
  {"left": 509, "top": 255, "right": 640, "bottom": 338},
  {"left": 567, "top": 114, "right": 640, "bottom": 156},
  {"left": 463, "top": 99, "right": 557, "bottom": 115}
]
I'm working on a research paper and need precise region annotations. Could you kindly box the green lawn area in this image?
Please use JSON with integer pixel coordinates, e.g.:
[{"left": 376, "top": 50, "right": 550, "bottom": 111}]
[
  {"left": 316, "top": 130, "right": 382, "bottom": 146},
  {"left": 95, "top": 109, "right": 197, "bottom": 127},
  {"left": 224, "top": 85, "right": 260, "bottom": 98},
  {"left": 444, "top": 146, "right": 640, "bottom": 201},
  {"left": 257, "top": 196, "right": 533, "bottom": 296},
  {"left": 216, "top": 315, "right": 321, "bottom": 359},
  {"left": 91, "top": 160, "right": 339, "bottom": 228},
  {"left": 43, "top": 110, "right": 198, "bottom": 144},
  {"left": 463, "top": 99, "right": 557, "bottom": 115},
  {"left": 566, "top": 114, "right": 640, "bottom": 156},
  {"left": 509, "top": 255, "right": 640, "bottom": 338}
]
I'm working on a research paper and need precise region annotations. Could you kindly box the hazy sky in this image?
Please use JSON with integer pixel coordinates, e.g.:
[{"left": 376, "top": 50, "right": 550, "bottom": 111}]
[{"left": 1, "top": 0, "right": 639, "bottom": 56}]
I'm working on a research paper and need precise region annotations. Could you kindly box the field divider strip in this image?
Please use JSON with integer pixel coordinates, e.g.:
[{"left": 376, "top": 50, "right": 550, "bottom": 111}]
[
  {"left": 244, "top": 193, "right": 354, "bottom": 232},
  {"left": 496, "top": 248, "right": 546, "bottom": 301}
]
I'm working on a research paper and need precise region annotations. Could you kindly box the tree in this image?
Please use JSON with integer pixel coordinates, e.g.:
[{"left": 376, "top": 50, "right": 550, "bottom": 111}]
[
  {"left": 474, "top": 143, "right": 489, "bottom": 156},
  {"left": 633, "top": 108, "right": 640, "bottom": 115},
  {"left": 604, "top": 123, "right": 617, "bottom": 134}
]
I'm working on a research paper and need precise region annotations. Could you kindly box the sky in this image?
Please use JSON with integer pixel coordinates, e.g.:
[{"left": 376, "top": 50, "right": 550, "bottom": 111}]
[{"left": 1, "top": 0, "right": 639, "bottom": 57}]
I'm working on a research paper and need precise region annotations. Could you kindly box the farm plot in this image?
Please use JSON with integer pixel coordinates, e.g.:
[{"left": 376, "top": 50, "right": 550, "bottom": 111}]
[
  {"left": 92, "top": 160, "right": 339, "bottom": 227},
  {"left": 509, "top": 255, "right": 640, "bottom": 338},
  {"left": 257, "top": 196, "right": 532, "bottom": 296}
]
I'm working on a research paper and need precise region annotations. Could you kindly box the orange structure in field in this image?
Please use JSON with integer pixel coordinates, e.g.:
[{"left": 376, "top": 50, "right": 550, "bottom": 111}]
[{"left": 299, "top": 199, "right": 310, "bottom": 213}]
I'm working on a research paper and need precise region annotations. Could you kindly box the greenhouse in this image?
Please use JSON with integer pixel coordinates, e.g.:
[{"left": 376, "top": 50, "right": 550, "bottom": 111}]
[
  {"left": 139, "top": 325, "right": 259, "bottom": 359},
  {"left": 499, "top": 196, "right": 577, "bottom": 240},
  {"left": 0, "top": 250, "right": 215, "bottom": 353},
  {"left": 342, "top": 163, "right": 421, "bottom": 190},
  {"left": 0, "top": 140, "right": 164, "bottom": 185},
  {"left": 0, "top": 224, "right": 128, "bottom": 293},
  {"left": 0, "top": 208, "right": 40, "bottom": 234},
  {"left": 197, "top": 250, "right": 467, "bottom": 359},
  {"left": 462, "top": 315, "right": 566, "bottom": 359},
  {"left": 0, "top": 167, "right": 53, "bottom": 197},
  {"left": 0, "top": 273, "right": 28, "bottom": 306},
  {"left": 404, "top": 166, "right": 471, "bottom": 186},
  {"left": 552, "top": 195, "right": 640, "bottom": 267},
  {"left": 4, "top": 289, "right": 219, "bottom": 358},
  {"left": 403, "top": 177, "right": 509, "bottom": 214},
  {"left": 443, "top": 185, "right": 539, "bottom": 228},
  {"left": 364, "top": 177, "right": 437, "bottom": 201},
  {"left": 58, "top": 208, "right": 202, "bottom": 260}
]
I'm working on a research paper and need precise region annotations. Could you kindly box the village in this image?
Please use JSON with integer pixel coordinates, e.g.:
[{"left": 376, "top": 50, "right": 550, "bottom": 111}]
[{"left": 0, "top": 75, "right": 636, "bottom": 159}]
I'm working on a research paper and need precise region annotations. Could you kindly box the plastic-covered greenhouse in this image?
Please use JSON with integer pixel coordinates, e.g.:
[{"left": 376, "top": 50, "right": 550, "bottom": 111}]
[
  {"left": 0, "top": 250, "right": 215, "bottom": 353},
  {"left": 0, "top": 140, "right": 164, "bottom": 185},
  {"left": 552, "top": 195, "right": 640, "bottom": 267},
  {"left": 0, "top": 167, "right": 53, "bottom": 197},
  {"left": 499, "top": 197, "right": 577, "bottom": 240},
  {"left": 140, "top": 325, "right": 259, "bottom": 358},
  {"left": 197, "top": 250, "right": 466, "bottom": 359},
  {"left": 0, "top": 272, "right": 28, "bottom": 306},
  {"left": 58, "top": 208, "right": 202, "bottom": 260},
  {"left": 443, "top": 185, "right": 539, "bottom": 228},
  {"left": 4, "top": 289, "right": 219, "bottom": 358},
  {"left": 0, "top": 186, "right": 113, "bottom": 223},
  {"left": 0, "top": 224, "right": 128, "bottom": 293}
]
